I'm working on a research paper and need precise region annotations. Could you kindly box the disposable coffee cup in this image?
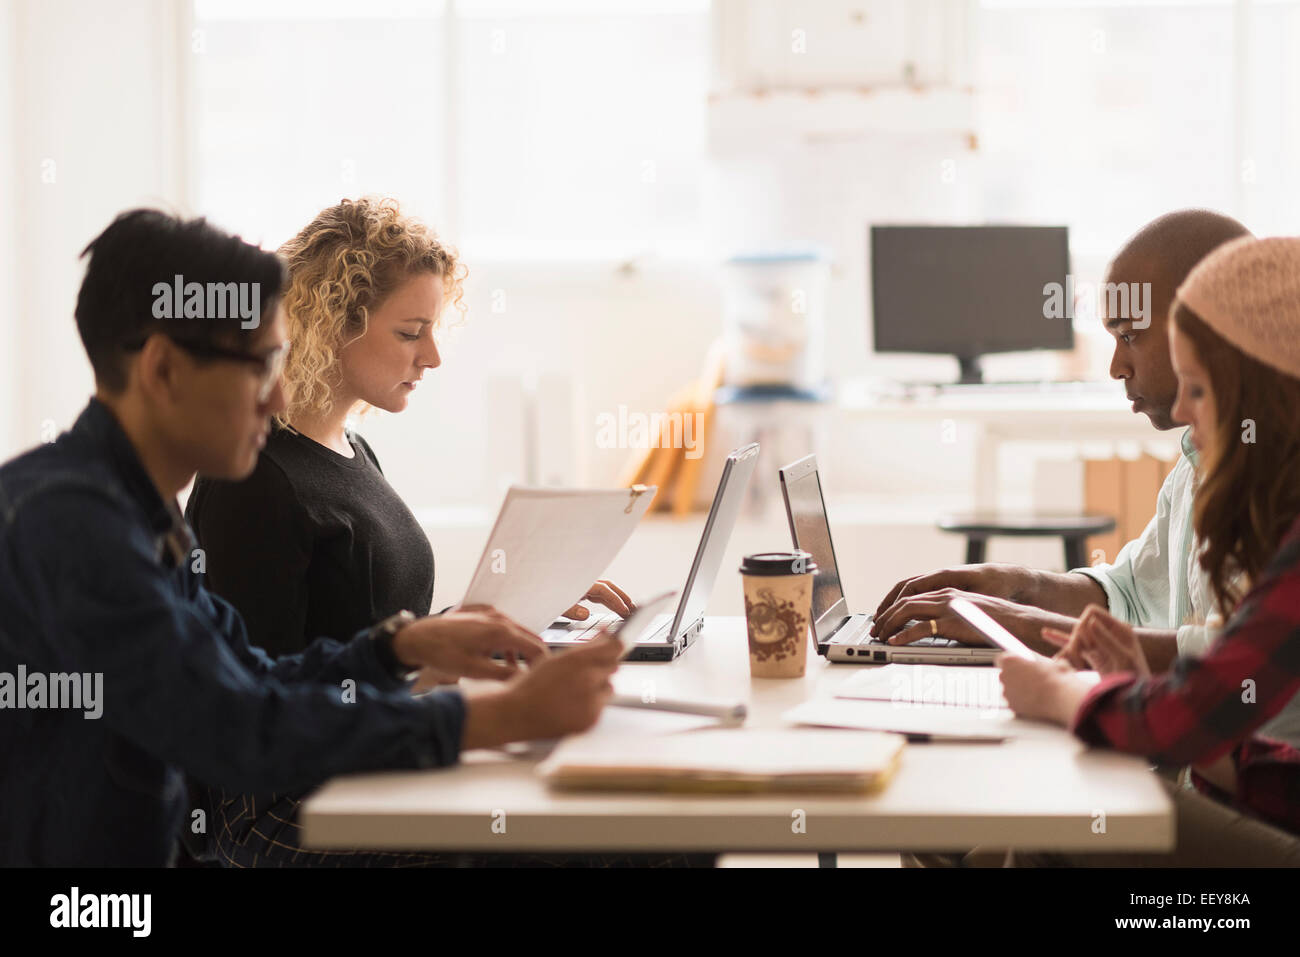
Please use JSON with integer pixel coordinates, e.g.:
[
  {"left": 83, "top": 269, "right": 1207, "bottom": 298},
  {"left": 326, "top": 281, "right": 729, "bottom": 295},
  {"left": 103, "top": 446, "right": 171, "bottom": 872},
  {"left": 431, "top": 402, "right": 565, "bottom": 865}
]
[{"left": 739, "top": 551, "right": 818, "bottom": 678}]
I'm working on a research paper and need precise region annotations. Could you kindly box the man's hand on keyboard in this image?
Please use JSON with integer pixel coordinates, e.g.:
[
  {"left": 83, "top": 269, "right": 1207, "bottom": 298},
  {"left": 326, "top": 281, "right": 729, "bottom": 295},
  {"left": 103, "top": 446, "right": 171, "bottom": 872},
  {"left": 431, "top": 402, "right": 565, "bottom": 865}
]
[
  {"left": 874, "top": 563, "right": 1037, "bottom": 619},
  {"left": 871, "top": 588, "right": 1078, "bottom": 656},
  {"left": 563, "top": 579, "right": 635, "bottom": 621}
]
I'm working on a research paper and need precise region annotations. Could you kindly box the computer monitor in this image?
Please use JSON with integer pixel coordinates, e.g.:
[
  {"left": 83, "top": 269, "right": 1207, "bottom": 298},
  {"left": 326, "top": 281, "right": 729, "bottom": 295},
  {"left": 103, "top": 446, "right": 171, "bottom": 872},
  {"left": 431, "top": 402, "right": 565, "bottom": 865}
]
[{"left": 870, "top": 225, "right": 1073, "bottom": 384}]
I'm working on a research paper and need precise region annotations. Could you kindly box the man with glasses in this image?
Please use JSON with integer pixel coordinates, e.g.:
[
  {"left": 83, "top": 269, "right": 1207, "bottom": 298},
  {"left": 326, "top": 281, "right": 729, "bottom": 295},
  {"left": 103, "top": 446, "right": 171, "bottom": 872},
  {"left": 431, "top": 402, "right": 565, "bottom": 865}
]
[
  {"left": 0, "top": 209, "right": 624, "bottom": 866},
  {"left": 131, "top": 336, "right": 289, "bottom": 404}
]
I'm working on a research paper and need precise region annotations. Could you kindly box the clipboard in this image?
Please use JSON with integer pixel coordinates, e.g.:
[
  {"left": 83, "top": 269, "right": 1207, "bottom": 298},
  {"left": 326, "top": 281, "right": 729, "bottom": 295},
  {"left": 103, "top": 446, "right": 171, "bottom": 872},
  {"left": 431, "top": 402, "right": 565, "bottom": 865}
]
[{"left": 459, "top": 485, "right": 655, "bottom": 634}]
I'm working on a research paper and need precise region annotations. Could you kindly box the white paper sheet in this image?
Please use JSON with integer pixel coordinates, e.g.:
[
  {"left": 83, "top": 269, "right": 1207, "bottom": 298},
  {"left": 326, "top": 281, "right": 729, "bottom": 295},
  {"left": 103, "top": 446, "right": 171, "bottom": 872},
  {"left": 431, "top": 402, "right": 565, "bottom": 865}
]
[
  {"left": 459, "top": 486, "right": 654, "bottom": 633},
  {"left": 784, "top": 697, "right": 1063, "bottom": 742},
  {"left": 837, "top": 663, "right": 1010, "bottom": 710}
]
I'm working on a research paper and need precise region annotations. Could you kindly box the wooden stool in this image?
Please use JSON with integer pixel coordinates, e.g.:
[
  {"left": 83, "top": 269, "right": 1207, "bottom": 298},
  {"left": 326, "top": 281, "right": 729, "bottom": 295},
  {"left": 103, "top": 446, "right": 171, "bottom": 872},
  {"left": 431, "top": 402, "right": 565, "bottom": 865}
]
[{"left": 937, "top": 513, "right": 1117, "bottom": 570}]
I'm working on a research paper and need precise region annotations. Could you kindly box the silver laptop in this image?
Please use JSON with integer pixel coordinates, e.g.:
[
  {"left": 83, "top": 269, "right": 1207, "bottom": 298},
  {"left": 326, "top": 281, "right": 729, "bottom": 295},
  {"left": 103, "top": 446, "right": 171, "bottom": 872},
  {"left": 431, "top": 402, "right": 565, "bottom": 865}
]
[
  {"left": 541, "top": 443, "right": 760, "bottom": 661},
  {"left": 778, "top": 454, "right": 998, "bottom": 666}
]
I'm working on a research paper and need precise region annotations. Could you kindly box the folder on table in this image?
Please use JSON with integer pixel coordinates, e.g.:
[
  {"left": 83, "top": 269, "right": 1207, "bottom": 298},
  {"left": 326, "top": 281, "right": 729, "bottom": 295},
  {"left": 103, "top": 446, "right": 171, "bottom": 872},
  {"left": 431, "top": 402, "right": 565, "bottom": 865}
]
[
  {"left": 459, "top": 485, "right": 654, "bottom": 634},
  {"left": 538, "top": 729, "right": 905, "bottom": 794}
]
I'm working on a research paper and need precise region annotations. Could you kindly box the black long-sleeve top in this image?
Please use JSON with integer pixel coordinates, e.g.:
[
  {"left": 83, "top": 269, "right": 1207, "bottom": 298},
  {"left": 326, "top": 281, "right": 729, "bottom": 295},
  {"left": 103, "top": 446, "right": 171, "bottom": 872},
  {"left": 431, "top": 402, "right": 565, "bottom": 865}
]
[{"left": 186, "top": 423, "right": 435, "bottom": 655}]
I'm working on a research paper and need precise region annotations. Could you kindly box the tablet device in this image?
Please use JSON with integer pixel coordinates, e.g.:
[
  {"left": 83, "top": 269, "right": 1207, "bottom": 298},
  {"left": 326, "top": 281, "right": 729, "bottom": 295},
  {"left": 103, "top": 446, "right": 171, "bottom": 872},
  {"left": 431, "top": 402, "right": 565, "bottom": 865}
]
[
  {"left": 606, "top": 591, "right": 678, "bottom": 660},
  {"left": 949, "top": 597, "right": 1042, "bottom": 661}
]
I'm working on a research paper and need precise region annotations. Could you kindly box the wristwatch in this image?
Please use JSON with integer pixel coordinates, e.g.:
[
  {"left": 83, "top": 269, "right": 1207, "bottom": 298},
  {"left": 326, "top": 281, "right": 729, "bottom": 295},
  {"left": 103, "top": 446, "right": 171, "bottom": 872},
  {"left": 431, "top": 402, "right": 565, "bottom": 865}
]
[{"left": 369, "top": 610, "right": 419, "bottom": 681}]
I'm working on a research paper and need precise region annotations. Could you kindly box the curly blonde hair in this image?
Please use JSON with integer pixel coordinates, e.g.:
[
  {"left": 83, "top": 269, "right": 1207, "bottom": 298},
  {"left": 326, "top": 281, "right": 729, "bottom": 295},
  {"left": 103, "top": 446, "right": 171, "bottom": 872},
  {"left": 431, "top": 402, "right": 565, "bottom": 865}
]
[{"left": 276, "top": 196, "right": 466, "bottom": 425}]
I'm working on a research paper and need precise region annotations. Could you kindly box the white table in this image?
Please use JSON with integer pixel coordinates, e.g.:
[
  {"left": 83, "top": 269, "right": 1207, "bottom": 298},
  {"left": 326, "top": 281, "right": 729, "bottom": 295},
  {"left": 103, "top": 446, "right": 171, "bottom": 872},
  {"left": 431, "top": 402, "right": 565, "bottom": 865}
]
[{"left": 301, "top": 618, "right": 1173, "bottom": 855}]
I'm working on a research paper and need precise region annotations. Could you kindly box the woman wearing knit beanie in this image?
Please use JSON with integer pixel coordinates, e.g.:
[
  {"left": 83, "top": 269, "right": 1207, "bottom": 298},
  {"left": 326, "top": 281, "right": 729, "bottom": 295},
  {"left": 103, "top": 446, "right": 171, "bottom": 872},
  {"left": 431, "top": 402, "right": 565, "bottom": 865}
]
[{"left": 999, "top": 236, "right": 1300, "bottom": 865}]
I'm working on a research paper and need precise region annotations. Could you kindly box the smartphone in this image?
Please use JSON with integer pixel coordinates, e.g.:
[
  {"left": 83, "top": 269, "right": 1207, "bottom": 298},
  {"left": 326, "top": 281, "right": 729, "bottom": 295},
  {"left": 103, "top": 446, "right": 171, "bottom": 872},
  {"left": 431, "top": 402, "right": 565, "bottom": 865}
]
[
  {"left": 604, "top": 590, "right": 678, "bottom": 660},
  {"left": 949, "top": 597, "right": 1041, "bottom": 661}
]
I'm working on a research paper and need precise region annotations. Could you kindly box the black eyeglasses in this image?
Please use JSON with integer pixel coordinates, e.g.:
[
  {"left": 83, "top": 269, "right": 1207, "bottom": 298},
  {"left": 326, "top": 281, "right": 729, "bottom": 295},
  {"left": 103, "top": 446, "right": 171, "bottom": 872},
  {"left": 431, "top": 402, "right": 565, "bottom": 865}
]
[{"left": 125, "top": 335, "right": 288, "bottom": 403}]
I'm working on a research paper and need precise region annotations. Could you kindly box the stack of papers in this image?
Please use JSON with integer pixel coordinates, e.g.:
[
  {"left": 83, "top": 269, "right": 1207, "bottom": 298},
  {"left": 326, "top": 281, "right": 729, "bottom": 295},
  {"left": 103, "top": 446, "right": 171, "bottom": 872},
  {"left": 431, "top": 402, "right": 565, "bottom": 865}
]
[
  {"left": 784, "top": 698, "right": 1012, "bottom": 742},
  {"left": 785, "top": 661, "right": 1072, "bottom": 742},
  {"left": 835, "top": 664, "right": 1010, "bottom": 711},
  {"left": 538, "top": 729, "right": 905, "bottom": 794}
]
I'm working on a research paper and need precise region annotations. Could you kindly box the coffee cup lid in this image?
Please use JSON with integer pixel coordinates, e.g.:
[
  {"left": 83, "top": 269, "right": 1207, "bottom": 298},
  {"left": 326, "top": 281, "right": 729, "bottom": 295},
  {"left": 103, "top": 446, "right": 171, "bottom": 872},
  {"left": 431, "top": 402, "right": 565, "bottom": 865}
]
[{"left": 739, "top": 551, "right": 818, "bottom": 576}]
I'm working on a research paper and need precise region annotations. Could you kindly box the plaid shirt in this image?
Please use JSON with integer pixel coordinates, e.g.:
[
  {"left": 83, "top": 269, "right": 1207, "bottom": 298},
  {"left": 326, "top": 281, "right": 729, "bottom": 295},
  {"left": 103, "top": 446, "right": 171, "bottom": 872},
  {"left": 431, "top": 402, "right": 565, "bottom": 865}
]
[{"left": 1071, "top": 515, "right": 1300, "bottom": 836}]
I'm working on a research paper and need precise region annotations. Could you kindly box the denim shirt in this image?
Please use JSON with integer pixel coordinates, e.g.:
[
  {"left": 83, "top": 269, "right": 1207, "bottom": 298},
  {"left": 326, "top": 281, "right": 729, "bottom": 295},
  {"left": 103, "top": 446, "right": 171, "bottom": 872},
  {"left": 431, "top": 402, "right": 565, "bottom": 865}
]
[{"left": 0, "top": 400, "right": 465, "bottom": 866}]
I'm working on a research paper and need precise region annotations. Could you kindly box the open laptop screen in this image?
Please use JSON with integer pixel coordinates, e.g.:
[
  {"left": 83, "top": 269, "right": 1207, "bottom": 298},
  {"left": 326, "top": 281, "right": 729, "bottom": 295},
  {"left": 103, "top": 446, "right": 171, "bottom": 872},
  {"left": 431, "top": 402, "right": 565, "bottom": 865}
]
[
  {"left": 671, "top": 444, "right": 759, "bottom": 636},
  {"left": 780, "top": 460, "right": 848, "bottom": 641}
]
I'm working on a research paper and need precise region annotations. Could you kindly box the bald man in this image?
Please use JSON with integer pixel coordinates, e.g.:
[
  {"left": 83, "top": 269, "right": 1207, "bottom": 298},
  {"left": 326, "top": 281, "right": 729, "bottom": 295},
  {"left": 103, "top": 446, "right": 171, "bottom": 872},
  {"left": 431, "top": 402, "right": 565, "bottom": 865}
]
[{"left": 871, "top": 209, "right": 1300, "bottom": 746}]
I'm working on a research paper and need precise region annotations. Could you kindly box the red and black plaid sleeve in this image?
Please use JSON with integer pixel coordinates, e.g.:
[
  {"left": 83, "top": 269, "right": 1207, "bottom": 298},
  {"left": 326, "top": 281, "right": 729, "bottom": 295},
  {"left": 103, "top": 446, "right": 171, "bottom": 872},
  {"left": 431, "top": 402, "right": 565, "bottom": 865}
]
[
  {"left": 1070, "top": 516, "right": 1300, "bottom": 834},
  {"left": 1230, "top": 738, "right": 1300, "bottom": 832}
]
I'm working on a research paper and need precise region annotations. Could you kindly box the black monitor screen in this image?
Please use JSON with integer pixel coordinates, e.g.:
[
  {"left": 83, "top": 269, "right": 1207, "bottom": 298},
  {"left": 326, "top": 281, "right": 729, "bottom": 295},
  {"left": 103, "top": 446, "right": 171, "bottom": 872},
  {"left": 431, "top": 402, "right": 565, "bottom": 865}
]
[{"left": 871, "top": 225, "right": 1073, "bottom": 357}]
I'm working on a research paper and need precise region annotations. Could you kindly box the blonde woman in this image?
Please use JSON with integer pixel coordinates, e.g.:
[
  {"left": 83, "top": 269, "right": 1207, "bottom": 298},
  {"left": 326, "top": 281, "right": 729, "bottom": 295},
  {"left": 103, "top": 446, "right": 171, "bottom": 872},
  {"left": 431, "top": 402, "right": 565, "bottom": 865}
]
[{"left": 185, "top": 198, "right": 657, "bottom": 868}]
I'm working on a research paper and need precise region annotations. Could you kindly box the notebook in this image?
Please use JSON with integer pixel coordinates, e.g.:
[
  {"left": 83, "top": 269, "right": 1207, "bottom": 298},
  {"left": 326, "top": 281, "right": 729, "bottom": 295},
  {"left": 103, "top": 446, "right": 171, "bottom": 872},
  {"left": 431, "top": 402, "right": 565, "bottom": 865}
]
[{"left": 538, "top": 729, "right": 905, "bottom": 794}]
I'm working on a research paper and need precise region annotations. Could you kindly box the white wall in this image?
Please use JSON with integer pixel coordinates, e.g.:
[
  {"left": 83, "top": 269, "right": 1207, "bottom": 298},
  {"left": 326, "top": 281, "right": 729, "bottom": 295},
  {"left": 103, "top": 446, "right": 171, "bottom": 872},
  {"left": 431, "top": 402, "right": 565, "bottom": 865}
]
[
  {"left": 2, "top": 0, "right": 188, "bottom": 456},
  {"left": 0, "top": 0, "right": 18, "bottom": 455},
  {"left": 0, "top": 1, "right": 14, "bottom": 455}
]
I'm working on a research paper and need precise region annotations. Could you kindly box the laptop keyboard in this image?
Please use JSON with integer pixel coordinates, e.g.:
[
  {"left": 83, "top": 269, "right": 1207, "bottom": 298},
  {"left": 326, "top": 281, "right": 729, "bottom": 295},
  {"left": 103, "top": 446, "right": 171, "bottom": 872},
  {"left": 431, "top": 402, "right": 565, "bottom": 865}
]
[
  {"left": 835, "top": 615, "right": 960, "bottom": 649},
  {"left": 547, "top": 612, "right": 670, "bottom": 643},
  {"left": 554, "top": 611, "right": 619, "bottom": 641}
]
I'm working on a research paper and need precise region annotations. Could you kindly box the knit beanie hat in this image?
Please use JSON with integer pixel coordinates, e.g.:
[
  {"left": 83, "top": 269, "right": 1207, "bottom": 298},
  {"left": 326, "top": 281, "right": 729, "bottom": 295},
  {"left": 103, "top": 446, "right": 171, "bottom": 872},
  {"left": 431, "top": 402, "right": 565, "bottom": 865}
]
[{"left": 1176, "top": 236, "right": 1300, "bottom": 380}]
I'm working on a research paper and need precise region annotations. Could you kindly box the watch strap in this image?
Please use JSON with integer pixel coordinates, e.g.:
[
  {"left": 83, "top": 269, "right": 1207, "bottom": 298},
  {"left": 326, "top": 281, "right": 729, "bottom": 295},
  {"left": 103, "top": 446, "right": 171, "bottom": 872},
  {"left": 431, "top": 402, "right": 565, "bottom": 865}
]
[{"left": 370, "top": 610, "right": 417, "bottom": 681}]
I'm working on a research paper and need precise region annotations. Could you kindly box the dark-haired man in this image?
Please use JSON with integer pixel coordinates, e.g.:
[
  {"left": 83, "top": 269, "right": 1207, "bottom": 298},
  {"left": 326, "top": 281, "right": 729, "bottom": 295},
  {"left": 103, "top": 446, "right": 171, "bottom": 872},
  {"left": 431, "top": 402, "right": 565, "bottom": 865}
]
[
  {"left": 871, "top": 208, "right": 1300, "bottom": 745},
  {"left": 0, "top": 209, "right": 622, "bottom": 866}
]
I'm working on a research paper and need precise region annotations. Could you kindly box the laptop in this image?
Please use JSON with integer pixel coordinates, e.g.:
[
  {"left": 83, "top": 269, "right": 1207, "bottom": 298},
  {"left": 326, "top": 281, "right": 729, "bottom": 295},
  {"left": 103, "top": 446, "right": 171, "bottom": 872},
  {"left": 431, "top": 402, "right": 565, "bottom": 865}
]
[
  {"left": 778, "top": 454, "right": 998, "bottom": 666},
  {"left": 541, "top": 443, "right": 760, "bottom": 661}
]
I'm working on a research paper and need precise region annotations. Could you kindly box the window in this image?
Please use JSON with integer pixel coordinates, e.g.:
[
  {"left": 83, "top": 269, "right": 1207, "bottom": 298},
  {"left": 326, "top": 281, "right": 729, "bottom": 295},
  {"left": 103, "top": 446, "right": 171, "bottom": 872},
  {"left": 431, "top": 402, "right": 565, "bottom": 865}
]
[
  {"left": 976, "top": 0, "right": 1300, "bottom": 260},
  {"left": 191, "top": 0, "right": 710, "bottom": 258}
]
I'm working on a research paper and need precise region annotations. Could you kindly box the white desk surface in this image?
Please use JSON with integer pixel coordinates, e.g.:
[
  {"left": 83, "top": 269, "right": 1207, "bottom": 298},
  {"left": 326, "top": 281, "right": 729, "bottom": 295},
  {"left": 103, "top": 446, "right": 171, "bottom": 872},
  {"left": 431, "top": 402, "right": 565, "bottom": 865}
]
[{"left": 301, "top": 618, "right": 1173, "bottom": 854}]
